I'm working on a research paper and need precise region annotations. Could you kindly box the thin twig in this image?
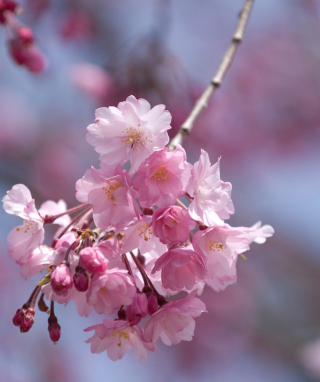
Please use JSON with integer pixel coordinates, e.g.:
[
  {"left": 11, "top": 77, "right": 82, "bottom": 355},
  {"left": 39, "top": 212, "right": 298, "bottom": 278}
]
[{"left": 168, "top": 0, "right": 255, "bottom": 151}]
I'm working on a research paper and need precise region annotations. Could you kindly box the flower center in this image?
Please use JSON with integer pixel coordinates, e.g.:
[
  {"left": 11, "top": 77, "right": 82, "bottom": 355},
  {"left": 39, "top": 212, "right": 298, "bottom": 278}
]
[
  {"left": 111, "top": 329, "right": 130, "bottom": 347},
  {"left": 208, "top": 240, "right": 223, "bottom": 251},
  {"left": 153, "top": 166, "right": 169, "bottom": 181},
  {"left": 121, "top": 125, "right": 152, "bottom": 151},
  {"left": 16, "top": 220, "right": 37, "bottom": 235},
  {"left": 138, "top": 222, "right": 153, "bottom": 241},
  {"left": 102, "top": 180, "right": 122, "bottom": 204}
]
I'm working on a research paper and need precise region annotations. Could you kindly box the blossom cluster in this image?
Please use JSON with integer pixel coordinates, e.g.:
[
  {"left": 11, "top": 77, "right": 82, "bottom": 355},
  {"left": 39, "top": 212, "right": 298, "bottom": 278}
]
[{"left": 3, "top": 95, "right": 274, "bottom": 361}]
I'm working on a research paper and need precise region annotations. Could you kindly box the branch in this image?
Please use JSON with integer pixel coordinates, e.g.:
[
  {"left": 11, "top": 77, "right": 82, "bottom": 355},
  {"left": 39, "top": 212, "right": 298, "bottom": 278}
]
[{"left": 168, "top": 0, "right": 255, "bottom": 151}]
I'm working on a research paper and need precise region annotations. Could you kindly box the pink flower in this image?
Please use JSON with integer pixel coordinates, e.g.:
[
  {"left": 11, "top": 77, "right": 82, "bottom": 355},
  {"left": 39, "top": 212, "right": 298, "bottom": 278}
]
[
  {"left": 51, "top": 262, "right": 74, "bottom": 297},
  {"left": 7, "top": 219, "right": 44, "bottom": 265},
  {"left": 121, "top": 217, "right": 167, "bottom": 255},
  {"left": 186, "top": 151, "right": 234, "bottom": 227},
  {"left": 132, "top": 146, "right": 191, "bottom": 208},
  {"left": 20, "top": 245, "right": 53, "bottom": 280},
  {"left": 144, "top": 291, "right": 206, "bottom": 346},
  {"left": 241, "top": 221, "right": 275, "bottom": 244},
  {"left": 126, "top": 292, "right": 148, "bottom": 325},
  {"left": 86, "top": 95, "right": 172, "bottom": 174},
  {"left": 2, "top": 184, "right": 41, "bottom": 221},
  {"left": 152, "top": 245, "right": 207, "bottom": 291},
  {"left": 86, "top": 269, "right": 136, "bottom": 315},
  {"left": 76, "top": 164, "right": 140, "bottom": 231},
  {"left": 192, "top": 224, "right": 250, "bottom": 291},
  {"left": 85, "top": 319, "right": 155, "bottom": 361},
  {"left": 152, "top": 206, "right": 196, "bottom": 245},
  {"left": 79, "top": 247, "right": 109, "bottom": 274}
]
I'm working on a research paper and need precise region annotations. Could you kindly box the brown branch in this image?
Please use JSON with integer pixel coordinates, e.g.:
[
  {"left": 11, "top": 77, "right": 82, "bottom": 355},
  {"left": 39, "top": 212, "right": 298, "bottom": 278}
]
[{"left": 168, "top": 0, "right": 255, "bottom": 151}]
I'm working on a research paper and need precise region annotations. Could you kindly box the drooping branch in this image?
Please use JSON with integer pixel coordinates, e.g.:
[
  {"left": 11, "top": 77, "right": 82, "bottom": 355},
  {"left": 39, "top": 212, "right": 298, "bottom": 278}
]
[{"left": 168, "top": 0, "right": 255, "bottom": 151}]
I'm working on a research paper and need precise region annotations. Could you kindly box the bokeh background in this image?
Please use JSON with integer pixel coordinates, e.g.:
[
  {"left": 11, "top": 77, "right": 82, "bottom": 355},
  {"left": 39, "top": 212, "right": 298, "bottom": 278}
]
[{"left": 1, "top": 0, "right": 320, "bottom": 381}]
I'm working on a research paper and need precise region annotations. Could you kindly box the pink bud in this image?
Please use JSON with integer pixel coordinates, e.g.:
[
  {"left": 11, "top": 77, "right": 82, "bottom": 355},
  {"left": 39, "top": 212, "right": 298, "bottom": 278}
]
[
  {"left": 48, "top": 316, "right": 61, "bottom": 343},
  {"left": 51, "top": 263, "right": 73, "bottom": 297},
  {"left": 147, "top": 293, "right": 158, "bottom": 316},
  {"left": 20, "top": 308, "right": 35, "bottom": 333},
  {"left": 73, "top": 265, "right": 89, "bottom": 292},
  {"left": 0, "top": 0, "right": 17, "bottom": 24},
  {"left": 152, "top": 206, "right": 196, "bottom": 245},
  {"left": 126, "top": 293, "right": 148, "bottom": 325},
  {"left": 12, "top": 308, "right": 26, "bottom": 326},
  {"left": 17, "top": 27, "right": 34, "bottom": 46},
  {"left": 79, "top": 247, "right": 109, "bottom": 274}
]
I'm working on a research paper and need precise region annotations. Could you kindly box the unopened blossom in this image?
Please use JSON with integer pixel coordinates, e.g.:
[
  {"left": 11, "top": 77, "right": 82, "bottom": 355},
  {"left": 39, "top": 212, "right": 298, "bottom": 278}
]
[
  {"left": 152, "top": 245, "right": 207, "bottom": 291},
  {"left": 0, "top": 0, "right": 17, "bottom": 24},
  {"left": 152, "top": 206, "right": 196, "bottom": 245},
  {"left": 51, "top": 262, "right": 73, "bottom": 297},
  {"left": 144, "top": 291, "right": 206, "bottom": 346},
  {"left": 79, "top": 247, "right": 109, "bottom": 274},
  {"left": 186, "top": 151, "right": 234, "bottom": 227},
  {"left": 76, "top": 164, "right": 140, "bottom": 231},
  {"left": 85, "top": 319, "right": 155, "bottom": 361},
  {"left": 133, "top": 145, "right": 191, "bottom": 208},
  {"left": 126, "top": 292, "right": 148, "bottom": 325},
  {"left": 86, "top": 269, "right": 136, "bottom": 315},
  {"left": 86, "top": 95, "right": 172, "bottom": 174}
]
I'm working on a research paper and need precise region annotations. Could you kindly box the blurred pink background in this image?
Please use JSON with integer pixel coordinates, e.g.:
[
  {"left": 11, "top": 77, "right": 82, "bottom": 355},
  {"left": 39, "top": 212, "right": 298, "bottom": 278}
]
[{"left": 1, "top": 0, "right": 320, "bottom": 381}]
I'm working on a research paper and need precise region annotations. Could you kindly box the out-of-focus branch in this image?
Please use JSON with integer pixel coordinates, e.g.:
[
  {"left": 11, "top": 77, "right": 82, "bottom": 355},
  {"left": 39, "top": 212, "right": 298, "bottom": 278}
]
[{"left": 168, "top": 0, "right": 255, "bottom": 151}]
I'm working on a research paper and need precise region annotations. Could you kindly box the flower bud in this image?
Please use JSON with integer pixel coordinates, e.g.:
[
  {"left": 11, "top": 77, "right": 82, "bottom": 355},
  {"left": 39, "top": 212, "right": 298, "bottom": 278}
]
[
  {"left": 48, "top": 315, "right": 61, "bottom": 343},
  {"left": 142, "top": 207, "right": 153, "bottom": 216},
  {"left": 79, "top": 247, "right": 108, "bottom": 274},
  {"left": 20, "top": 308, "right": 35, "bottom": 333},
  {"left": 147, "top": 293, "right": 158, "bottom": 315},
  {"left": 12, "top": 308, "right": 26, "bottom": 326},
  {"left": 126, "top": 293, "right": 148, "bottom": 325},
  {"left": 73, "top": 265, "right": 89, "bottom": 292},
  {"left": 51, "top": 262, "right": 73, "bottom": 296},
  {"left": 17, "top": 27, "right": 34, "bottom": 46}
]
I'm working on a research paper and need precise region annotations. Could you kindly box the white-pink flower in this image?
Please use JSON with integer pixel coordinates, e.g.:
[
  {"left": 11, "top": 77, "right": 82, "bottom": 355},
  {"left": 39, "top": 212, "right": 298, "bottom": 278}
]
[
  {"left": 152, "top": 206, "right": 196, "bottom": 245},
  {"left": 241, "top": 221, "right": 275, "bottom": 244},
  {"left": 85, "top": 319, "right": 155, "bottom": 361},
  {"left": 86, "top": 95, "right": 172, "bottom": 174},
  {"left": 144, "top": 291, "right": 206, "bottom": 346},
  {"left": 132, "top": 145, "right": 191, "bottom": 208},
  {"left": 20, "top": 245, "right": 53, "bottom": 280},
  {"left": 86, "top": 269, "right": 136, "bottom": 315},
  {"left": 152, "top": 245, "right": 207, "bottom": 291},
  {"left": 192, "top": 224, "right": 251, "bottom": 291},
  {"left": 76, "top": 164, "right": 140, "bottom": 231},
  {"left": 186, "top": 151, "right": 234, "bottom": 227}
]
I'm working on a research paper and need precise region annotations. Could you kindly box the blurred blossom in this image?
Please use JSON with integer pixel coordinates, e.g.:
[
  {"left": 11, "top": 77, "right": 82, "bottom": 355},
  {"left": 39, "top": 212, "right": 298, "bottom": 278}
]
[
  {"left": 299, "top": 338, "right": 320, "bottom": 379},
  {"left": 58, "top": 10, "right": 94, "bottom": 41},
  {"left": 70, "top": 63, "right": 114, "bottom": 101}
]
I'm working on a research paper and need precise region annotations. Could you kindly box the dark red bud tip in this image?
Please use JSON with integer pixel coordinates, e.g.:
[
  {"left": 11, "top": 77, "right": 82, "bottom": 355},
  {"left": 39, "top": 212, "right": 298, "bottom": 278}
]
[
  {"left": 142, "top": 285, "right": 152, "bottom": 296},
  {"left": 48, "top": 321, "right": 61, "bottom": 343},
  {"left": 157, "top": 295, "right": 167, "bottom": 307},
  {"left": 117, "top": 307, "right": 126, "bottom": 321},
  {"left": 137, "top": 254, "right": 145, "bottom": 266},
  {"left": 198, "top": 223, "right": 208, "bottom": 231},
  {"left": 73, "top": 271, "right": 89, "bottom": 292},
  {"left": 142, "top": 207, "right": 154, "bottom": 216},
  {"left": 12, "top": 308, "right": 25, "bottom": 326},
  {"left": 20, "top": 308, "right": 35, "bottom": 333}
]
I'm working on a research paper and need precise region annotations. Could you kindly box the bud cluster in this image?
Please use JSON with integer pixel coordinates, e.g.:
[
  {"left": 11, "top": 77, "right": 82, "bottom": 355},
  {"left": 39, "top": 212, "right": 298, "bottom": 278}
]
[{"left": 3, "top": 96, "right": 274, "bottom": 361}]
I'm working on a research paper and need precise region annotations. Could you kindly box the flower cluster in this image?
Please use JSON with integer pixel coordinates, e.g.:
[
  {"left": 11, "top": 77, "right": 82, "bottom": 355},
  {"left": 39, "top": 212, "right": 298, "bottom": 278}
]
[{"left": 3, "top": 96, "right": 274, "bottom": 361}]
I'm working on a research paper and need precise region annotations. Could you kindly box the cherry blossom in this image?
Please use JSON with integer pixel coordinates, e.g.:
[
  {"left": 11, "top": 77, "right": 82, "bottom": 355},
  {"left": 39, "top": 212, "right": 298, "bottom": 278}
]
[
  {"left": 144, "top": 291, "right": 206, "bottom": 346},
  {"left": 186, "top": 150, "right": 234, "bottom": 227},
  {"left": 152, "top": 245, "right": 207, "bottom": 291},
  {"left": 79, "top": 247, "right": 109, "bottom": 274},
  {"left": 85, "top": 319, "right": 155, "bottom": 361},
  {"left": 76, "top": 164, "right": 140, "bottom": 231},
  {"left": 86, "top": 269, "right": 136, "bottom": 315},
  {"left": 152, "top": 205, "right": 196, "bottom": 245},
  {"left": 133, "top": 145, "right": 191, "bottom": 207},
  {"left": 86, "top": 95, "right": 172, "bottom": 174}
]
